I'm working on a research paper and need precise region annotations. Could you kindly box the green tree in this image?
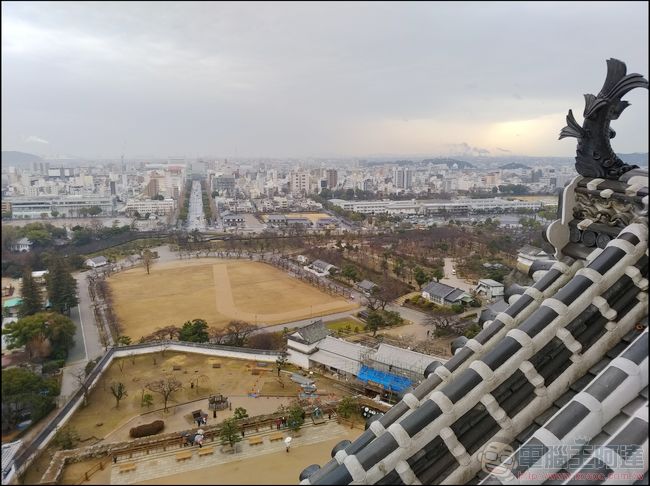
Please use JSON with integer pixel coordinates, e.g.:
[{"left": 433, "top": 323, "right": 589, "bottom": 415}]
[
  {"left": 366, "top": 311, "right": 384, "bottom": 337},
  {"left": 342, "top": 264, "right": 359, "bottom": 282},
  {"left": 116, "top": 335, "right": 132, "bottom": 346},
  {"left": 431, "top": 268, "right": 444, "bottom": 283},
  {"left": 18, "top": 270, "right": 42, "bottom": 318},
  {"left": 276, "top": 351, "right": 288, "bottom": 377},
  {"left": 179, "top": 319, "right": 209, "bottom": 343},
  {"left": 219, "top": 418, "right": 242, "bottom": 450},
  {"left": 336, "top": 396, "right": 359, "bottom": 419},
  {"left": 233, "top": 407, "right": 248, "bottom": 420},
  {"left": 53, "top": 426, "right": 80, "bottom": 450},
  {"left": 287, "top": 402, "right": 305, "bottom": 433},
  {"left": 46, "top": 256, "right": 78, "bottom": 314},
  {"left": 383, "top": 310, "right": 403, "bottom": 327},
  {"left": 141, "top": 393, "right": 154, "bottom": 408},
  {"left": 1, "top": 225, "right": 20, "bottom": 251},
  {"left": 2, "top": 367, "right": 60, "bottom": 430},
  {"left": 3, "top": 312, "right": 76, "bottom": 360},
  {"left": 451, "top": 303, "right": 464, "bottom": 314},
  {"left": 464, "top": 322, "right": 482, "bottom": 339},
  {"left": 87, "top": 206, "right": 103, "bottom": 217},
  {"left": 51, "top": 210, "right": 59, "bottom": 218},
  {"left": 23, "top": 229, "right": 52, "bottom": 246},
  {"left": 414, "top": 267, "right": 429, "bottom": 288},
  {"left": 110, "top": 382, "right": 128, "bottom": 408}
]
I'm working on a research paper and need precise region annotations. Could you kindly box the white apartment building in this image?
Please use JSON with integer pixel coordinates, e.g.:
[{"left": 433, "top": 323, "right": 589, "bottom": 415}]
[
  {"left": 328, "top": 197, "right": 545, "bottom": 215},
  {"left": 393, "top": 167, "right": 413, "bottom": 189},
  {"left": 5, "top": 195, "right": 115, "bottom": 218},
  {"left": 124, "top": 198, "right": 176, "bottom": 216}
]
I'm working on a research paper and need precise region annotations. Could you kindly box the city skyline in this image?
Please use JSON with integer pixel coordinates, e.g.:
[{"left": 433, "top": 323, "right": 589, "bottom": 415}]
[{"left": 2, "top": 1, "right": 648, "bottom": 159}]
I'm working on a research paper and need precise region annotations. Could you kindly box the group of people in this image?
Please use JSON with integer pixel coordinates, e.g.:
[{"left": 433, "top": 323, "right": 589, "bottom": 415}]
[{"left": 182, "top": 431, "right": 205, "bottom": 448}]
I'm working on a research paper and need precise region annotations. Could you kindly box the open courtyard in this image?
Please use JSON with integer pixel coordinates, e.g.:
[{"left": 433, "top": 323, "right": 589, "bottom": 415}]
[
  {"left": 23, "top": 350, "right": 351, "bottom": 485},
  {"left": 107, "top": 259, "right": 358, "bottom": 340}
]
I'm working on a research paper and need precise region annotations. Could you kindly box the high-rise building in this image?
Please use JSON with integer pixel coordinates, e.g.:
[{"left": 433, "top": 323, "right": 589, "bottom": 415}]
[
  {"left": 290, "top": 170, "right": 310, "bottom": 195},
  {"left": 393, "top": 167, "right": 412, "bottom": 189},
  {"left": 326, "top": 169, "right": 338, "bottom": 189}
]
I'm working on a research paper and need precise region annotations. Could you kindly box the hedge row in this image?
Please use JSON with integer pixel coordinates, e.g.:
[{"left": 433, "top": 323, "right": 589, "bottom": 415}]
[{"left": 129, "top": 420, "right": 165, "bottom": 438}]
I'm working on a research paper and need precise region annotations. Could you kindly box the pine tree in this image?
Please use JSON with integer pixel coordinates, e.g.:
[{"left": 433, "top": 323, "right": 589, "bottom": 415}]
[
  {"left": 18, "top": 269, "right": 42, "bottom": 318},
  {"left": 46, "top": 257, "right": 78, "bottom": 314}
]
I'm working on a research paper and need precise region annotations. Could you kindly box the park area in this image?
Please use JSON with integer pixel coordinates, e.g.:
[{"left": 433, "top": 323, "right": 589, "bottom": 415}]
[
  {"left": 107, "top": 259, "right": 358, "bottom": 340},
  {"left": 23, "top": 350, "right": 350, "bottom": 485}
]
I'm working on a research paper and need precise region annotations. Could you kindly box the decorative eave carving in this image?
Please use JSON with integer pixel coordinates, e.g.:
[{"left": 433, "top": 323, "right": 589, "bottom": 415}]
[{"left": 559, "top": 58, "right": 648, "bottom": 180}]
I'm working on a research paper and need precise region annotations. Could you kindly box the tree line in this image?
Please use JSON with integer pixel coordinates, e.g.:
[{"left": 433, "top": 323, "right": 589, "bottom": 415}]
[{"left": 125, "top": 318, "right": 284, "bottom": 351}]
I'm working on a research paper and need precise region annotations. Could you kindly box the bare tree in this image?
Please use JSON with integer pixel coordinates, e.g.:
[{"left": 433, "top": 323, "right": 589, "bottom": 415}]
[
  {"left": 375, "top": 277, "right": 402, "bottom": 311},
  {"left": 110, "top": 382, "right": 128, "bottom": 408},
  {"left": 223, "top": 320, "right": 258, "bottom": 347},
  {"left": 146, "top": 375, "right": 183, "bottom": 412},
  {"left": 141, "top": 249, "right": 154, "bottom": 275},
  {"left": 425, "top": 314, "right": 467, "bottom": 335},
  {"left": 208, "top": 326, "right": 227, "bottom": 344},
  {"left": 74, "top": 369, "right": 90, "bottom": 406},
  {"left": 365, "top": 287, "right": 382, "bottom": 311}
]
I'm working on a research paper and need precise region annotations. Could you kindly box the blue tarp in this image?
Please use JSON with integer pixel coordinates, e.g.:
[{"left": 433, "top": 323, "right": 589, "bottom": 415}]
[{"left": 357, "top": 365, "right": 412, "bottom": 392}]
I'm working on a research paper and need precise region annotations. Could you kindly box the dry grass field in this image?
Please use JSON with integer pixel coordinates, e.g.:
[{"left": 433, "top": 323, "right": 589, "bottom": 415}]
[{"left": 108, "top": 259, "right": 358, "bottom": 340}]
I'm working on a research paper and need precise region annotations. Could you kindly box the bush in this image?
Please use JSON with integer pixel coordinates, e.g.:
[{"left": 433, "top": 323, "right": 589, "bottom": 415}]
[
  {"left": 451, "top": 303, "right": 464, "bottom": 314},
  {"left": 129, "top": 420, "right": 165, "bottom": 438},
  {"left": 42, "top": 360, "right": 65, "bottom": 374}
]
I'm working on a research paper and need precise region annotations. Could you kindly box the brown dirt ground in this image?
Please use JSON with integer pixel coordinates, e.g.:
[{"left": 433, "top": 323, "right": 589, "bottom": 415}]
[
  {"left": 135, "top": 433, "right": 359, "bottom": 485},
  {"left": 26, "top": 352, "right": 345, "bottom": 485},
  {"left": 59, "top": 427, "right": 359, "bottom": 485},
  {"left": 107, "top": 259, "right": 358, "bottom": 340}
]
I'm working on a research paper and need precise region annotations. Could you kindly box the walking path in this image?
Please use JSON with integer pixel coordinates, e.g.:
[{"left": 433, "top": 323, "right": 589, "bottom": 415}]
[{"left": 111, "top": 421, "right": 351, "bottom": 485}]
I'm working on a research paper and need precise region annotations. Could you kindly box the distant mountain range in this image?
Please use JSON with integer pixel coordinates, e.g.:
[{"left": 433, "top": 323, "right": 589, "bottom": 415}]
[
  {"left": 499, "top": 162, "right": 531, "bottom": 170},
  {"left": 420, "top": 158, "right": 476, "bottom": 169},
  {"left": 2, "top": 151, "right": 43, "bottom": 166}
]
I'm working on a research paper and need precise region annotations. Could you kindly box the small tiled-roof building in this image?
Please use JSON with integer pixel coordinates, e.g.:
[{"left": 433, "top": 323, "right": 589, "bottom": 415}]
[
  {"left": 422, "top": 281, "right": 471, "bottom": 306},
  {"left": 84, "top": 256, "right": 108, "bottom": 268},
  {"left": 10, "top": 238, "right": 32, "bottom": 253},
  {"left": 356, "top": 280, "right": 378, "bottom": 295},
  {"left": 475, "top": 279, "right": 505, "bottom": 301},
  {"left": 306, "top": 259, "right": 339, "bottom": 276},
  {"left": 287, "top": 320, "right": 330, "bottom": 368},
  {"left": 516, "top": 244, "right": 552, "bottom": 273}
]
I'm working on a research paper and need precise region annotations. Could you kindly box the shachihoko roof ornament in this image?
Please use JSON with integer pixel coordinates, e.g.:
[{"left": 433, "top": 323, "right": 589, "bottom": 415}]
[{"left": 559, "top": 58, "right": 648, "bottom": 180}]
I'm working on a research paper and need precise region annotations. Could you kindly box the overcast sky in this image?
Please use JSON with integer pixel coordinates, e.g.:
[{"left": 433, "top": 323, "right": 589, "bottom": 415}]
[{"left": 2, "top": 1, "right": 648, "bottom": 159}]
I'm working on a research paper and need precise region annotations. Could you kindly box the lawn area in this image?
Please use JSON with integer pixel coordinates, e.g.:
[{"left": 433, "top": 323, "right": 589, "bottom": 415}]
[
  {"left": 107, "top": 259, "right": 358, "bottom": 340},
  {"left": 325, "top": 317, "right": 365, "bottom": 334}
]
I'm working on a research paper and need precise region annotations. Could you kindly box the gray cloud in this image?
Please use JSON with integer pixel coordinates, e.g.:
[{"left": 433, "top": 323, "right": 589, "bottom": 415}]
[{"left": 1, "top": 1, "right": 647, "bottom": 158}]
